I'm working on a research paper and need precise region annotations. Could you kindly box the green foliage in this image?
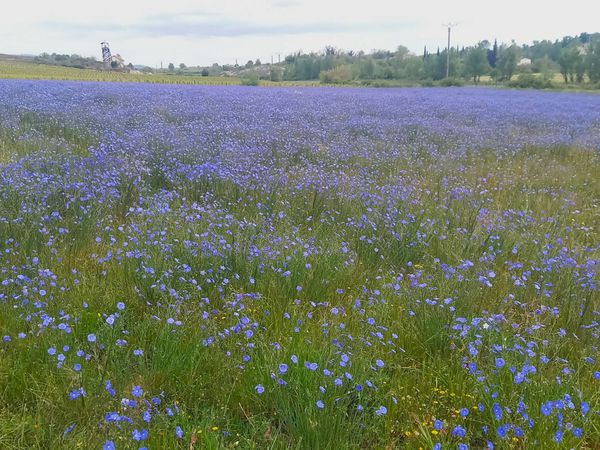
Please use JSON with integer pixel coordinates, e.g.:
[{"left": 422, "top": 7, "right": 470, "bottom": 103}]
[
  {"left": 497, "top": 45, "right": 519, "bottom": 80},
  {"left": 269, "top": 67, "right": 283, "bottom": 82},
  {"left": 438, "top": 77, "right": 465, "bottom": 87},
  {"left": 463, "top": 44, "right": 490, "bottom": 83},
  {"left": 558, "top": 47, "right": 583, "bottom": 83},
  {"left": 507, "top": 73, "right": 555, "bottom": 89},
  {"left": 587, "top": 41, "right": 600, "bottom": 83},
  {"left": 240, "top": 73, "right": 260, "bottom": 86},
  {"left": 319, "top": 65, "right": 353, "bottom": 84},
  {"left": 34, "top": 53, "right": 97, "bottom": 69}
]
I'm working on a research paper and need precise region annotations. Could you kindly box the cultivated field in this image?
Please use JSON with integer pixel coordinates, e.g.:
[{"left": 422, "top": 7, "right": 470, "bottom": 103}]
[
  {"left": 0, "top": 61, "right": 242, "bottom": 85},
  {"left": 0, "top": 80, "right": 599, "bottom": 449},
  {"left": 0, "top": 61, "right": 321, "bottom": 87}
]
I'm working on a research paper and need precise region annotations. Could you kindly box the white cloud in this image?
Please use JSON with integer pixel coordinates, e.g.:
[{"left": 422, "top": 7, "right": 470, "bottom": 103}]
[{"left": 1, "top": 0, "right": 598, "bottom": 66}]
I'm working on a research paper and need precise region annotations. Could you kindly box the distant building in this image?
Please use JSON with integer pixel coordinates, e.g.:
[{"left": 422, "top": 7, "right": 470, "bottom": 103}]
[
  {"left": 517, "top": 58, "right": 532, "bottom": 67},
  {"left": 111, "top": 54, "right": 125, "bottom": 68}
]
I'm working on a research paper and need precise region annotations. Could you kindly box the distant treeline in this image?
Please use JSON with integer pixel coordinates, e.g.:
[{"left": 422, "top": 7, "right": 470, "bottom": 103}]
[
  {"left": 33, "top": 32, "right": 600, "bottom": 87},
  {"left": 34, "top": 53, "right": 99, "bottom": 69},
  {"left": 273, "top": 33, "right": 600, "bottom": 87}
]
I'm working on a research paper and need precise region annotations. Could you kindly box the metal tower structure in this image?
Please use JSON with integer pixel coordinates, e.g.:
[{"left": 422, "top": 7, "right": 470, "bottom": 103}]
[{"left": 101, "top": 42, "right": 112, "bottom": 66}]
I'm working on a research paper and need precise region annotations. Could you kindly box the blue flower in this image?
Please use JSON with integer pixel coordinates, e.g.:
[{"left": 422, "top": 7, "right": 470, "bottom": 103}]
[
  {"left": 492, "top": 403, "right": 502, "bottom": 420},
  {"left": 460, "top": 407, "right": 469, "bottom": 417},
  {"left": 255, "top": 384, "right": 264, "bottom": 394},
  {"left": 116, "top": 301, "right": 125, "bottom": 310},
  {"left": 305, "top": 362, "right": 318, "bottom": 371},
  {"left": 175, "top": 426, "right": 183, "bottom": 439},
  {"left": 541, "top": 402, "right": 552, "bottom": 416},
  {"left": 434, "top": 419, "right": 443, "bottom": 430},
  {"left": 131, "top": 385, "right": 143, "bottom": 398},
  {"left": 514, "top": 372, "right": 525, "bottom": 384},
  {"left": 581, "top": 401, "right": 590, "bottom": 416},
  {"left": 87, "top": 334, "right": 96, "bottom": 343},
  {"left": 63, "top": 423, "right": 75, "bottom": 436},
  {"left": 105, "top": 380, "right": 116, "bottom": 397},
  {"left": 278, "top": 363, "right": 288, "bottom": 374},
  {"left": 452, "top": 425, "right": 466, "bottom": 438},
  {"left": 554, "top": 430, "right": 563, "bottom": 443},
  {"left": 69, "top": 388, "right": 84, "bottom": 400},
  {"left": 132, "top": 428, "right": 148, "bottom": 441},
  {"left": 497, "top": 424, "right": 508, "bottom": 438},
  {"left": 105, "top": 412, "right": 120, "bottom": 422},
  {"left": 375, "top": 406, "right": 387, "bottom": 416},
  {"left": 316, "top": 400, "right": 324, "bottom": 409},
  {"left": 103, "top": 441, "right": 116, "bottom": 450},
  {"left": 495, "top": 358, "right": 505, "bottom": 368}
]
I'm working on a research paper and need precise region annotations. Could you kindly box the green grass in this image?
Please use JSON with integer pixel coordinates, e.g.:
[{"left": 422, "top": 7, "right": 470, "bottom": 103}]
[{"left": 0, "top": 111, "right": 599, "bottom": 449}]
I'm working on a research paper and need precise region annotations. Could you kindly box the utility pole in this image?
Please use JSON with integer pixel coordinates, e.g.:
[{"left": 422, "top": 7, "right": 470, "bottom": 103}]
[{"left": 443, "top": 22, "right": 457, "bottom": 78}]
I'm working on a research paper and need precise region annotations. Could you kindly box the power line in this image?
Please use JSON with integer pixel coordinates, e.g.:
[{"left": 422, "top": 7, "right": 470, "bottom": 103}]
[{"left": 442, "top": 22, "right": 458, "bottom": 78}]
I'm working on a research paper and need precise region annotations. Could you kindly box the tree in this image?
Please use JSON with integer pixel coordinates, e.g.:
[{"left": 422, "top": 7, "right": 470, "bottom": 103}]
[
  {"left": 558, "top": 47, "right": 580, "bottom": 83},
  {"left": 324, "top": 46, "right": 337, "bottom": 57},
  {"left": 255, "top": 59, "right": 261, "bottom": 66},
  {"left": 201, "top": 68, "right": 209, "bottom": 77},
  {"left": 245, "top": 60, "right": 254, "bottom": 68},
  {"left": 532, "top": 57, "right": 558, "bottom": 80},
  {"left": 168, "top": 63, "right": 175, "bottom": 72},
  {"left": 497, "top": 45, "right": 518, "bottom": 80},
  {"left": 396, "top": 45, "right": 410, "bottom": 60},
  {"left": 487, "top": 39, "right": 498, "bottom": 68},
  {"left": 464, "top": 44, "right": 490, "bottom": 83},
  {"left": 179, "top": 63, "right": 186, "bottom": 69},
  {"left": 270, "top": 67, "right": 283, "bottom": 82},
  {"left": 587, "top": 41, "right": 600, "bottom": 83},
  {"left": 359, "top": 58, "right": 375, "bottom": 78}
]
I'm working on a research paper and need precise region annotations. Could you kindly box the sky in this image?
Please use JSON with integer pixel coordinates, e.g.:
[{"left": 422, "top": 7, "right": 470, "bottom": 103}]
[{"left": 2, "top": 0, "right": 599, "bottom": 67}]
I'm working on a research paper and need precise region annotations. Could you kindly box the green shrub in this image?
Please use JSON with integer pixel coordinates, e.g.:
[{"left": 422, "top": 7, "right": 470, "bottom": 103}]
[
  {"left": 270, "top": 67, "right": 283, "bottom": 82},
  {"left": 439, "top": 77, "right": 465, "bottom": 87},
  {"left": 240, "top": 73, "right": 260, "bottom": 86},
  {"left": 319, "top": 65, "right": 353, "bottom": 84},
  {"left": 508, "top": 73, "right": 554, "bottom": 89}
]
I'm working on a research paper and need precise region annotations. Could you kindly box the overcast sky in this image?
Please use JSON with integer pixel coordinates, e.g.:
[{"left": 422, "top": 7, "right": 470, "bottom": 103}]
[{"left": 2, "top": 0, "right": 599, "bottom": 67}]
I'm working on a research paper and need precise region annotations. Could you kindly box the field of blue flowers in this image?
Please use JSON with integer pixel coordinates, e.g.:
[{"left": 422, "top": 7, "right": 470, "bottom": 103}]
[{"left": 0, "top": 80, "right": 599, "bottom": 449}]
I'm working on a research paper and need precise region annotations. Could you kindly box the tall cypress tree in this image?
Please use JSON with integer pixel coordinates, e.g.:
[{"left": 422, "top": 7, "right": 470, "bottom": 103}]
[{"left": 487, "top": 39, "right": 498, "bottom": 68}]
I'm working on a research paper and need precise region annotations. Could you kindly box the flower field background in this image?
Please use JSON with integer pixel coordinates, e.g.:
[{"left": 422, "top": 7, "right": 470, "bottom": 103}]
[{"left": 0, "top": 80, "right": 599, "bottom": 449}]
